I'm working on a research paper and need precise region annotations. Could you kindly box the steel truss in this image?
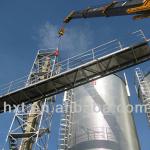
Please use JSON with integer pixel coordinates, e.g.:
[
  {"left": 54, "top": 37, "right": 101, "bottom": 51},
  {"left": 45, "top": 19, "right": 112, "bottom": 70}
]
[
  {"left": 0, "top": 39, "right": 149, "bottom": 112},
  {"left": 3, "top": 49, "right": 59, "bottom": 150}
]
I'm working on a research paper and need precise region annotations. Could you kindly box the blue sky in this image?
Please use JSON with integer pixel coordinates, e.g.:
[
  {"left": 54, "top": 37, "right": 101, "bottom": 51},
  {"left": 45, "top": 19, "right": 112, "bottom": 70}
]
[{"left": 0, "top": 0, "right": 150, "bottom": 149}]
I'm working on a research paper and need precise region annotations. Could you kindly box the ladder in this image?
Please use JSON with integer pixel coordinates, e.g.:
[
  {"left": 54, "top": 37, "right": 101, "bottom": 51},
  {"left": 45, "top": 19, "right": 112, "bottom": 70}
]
[
  {"left": 135, "top": 67, "right": 150, "bottom": 124},
  {"left": 58, "top": 90, "right": 74, "bottom": 150}
]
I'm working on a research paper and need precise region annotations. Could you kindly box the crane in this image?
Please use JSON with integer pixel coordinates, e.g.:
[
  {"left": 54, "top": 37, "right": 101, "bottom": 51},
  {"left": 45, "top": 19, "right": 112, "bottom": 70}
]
[{"left": 58, "top": 0, "right": 150, "bottom": 36}]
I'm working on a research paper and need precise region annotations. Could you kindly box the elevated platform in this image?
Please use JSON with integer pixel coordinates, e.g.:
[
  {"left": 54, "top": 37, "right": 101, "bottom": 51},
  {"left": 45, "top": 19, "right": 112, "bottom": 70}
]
[
  {"left": 0, "top": 40, "right": 150, "bottom": 112},
  {"left": 9, "top": 128, "right": 49, "bottom": 138}
]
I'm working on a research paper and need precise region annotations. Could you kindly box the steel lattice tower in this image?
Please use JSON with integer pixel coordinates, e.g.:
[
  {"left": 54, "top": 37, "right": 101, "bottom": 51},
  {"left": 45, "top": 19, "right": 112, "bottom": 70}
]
[{"left": 3, "top": 49, "right": 60, "bottom": 150}]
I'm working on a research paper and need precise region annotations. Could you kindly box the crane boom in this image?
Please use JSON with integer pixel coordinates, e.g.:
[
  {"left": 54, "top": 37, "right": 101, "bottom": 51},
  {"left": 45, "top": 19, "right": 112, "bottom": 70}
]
[
  {"left": 58, "top": 0, "right": 150, "bottom": 36},
  {"left": 63, "top": 0, "right": 150, "bottom": 23}
]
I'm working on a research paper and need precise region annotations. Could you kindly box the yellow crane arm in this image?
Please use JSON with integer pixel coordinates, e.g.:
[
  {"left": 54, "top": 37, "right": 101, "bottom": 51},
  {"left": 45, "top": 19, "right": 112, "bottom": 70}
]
[
  {"left": 58, "top": 0, "right": 150, "bottom": 36},
  {"left": 127, "top": 0, "right": 150, "bottom": 13}
]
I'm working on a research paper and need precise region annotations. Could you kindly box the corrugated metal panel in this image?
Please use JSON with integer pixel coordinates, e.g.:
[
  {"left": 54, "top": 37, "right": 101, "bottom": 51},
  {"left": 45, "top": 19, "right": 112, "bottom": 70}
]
[{"left": 69, "top": 75, "right": 140, "bottom": 150}]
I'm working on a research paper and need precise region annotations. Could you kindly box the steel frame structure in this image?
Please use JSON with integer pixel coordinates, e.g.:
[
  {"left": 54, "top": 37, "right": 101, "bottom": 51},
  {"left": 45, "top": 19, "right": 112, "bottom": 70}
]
[
  {"left": 0, "top": 38, "right": 150, "bottom": 112},
  {"left": 3, "top": 49, "right": 59, "bottom": 150}
]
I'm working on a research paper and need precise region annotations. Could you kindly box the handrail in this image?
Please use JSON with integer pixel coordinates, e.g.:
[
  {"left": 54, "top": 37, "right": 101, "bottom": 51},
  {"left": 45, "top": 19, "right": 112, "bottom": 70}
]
[{"left": 0, "top": 30, "right": 147, "bottom": 98}]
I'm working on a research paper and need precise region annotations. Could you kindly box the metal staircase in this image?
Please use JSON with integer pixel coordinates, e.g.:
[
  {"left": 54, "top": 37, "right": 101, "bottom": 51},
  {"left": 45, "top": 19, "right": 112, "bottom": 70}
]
[
  {"left": 135, "top": 67, "right": 150, "bottom": 124},
  {"left": 58, "top": 90, "right": 74, "bottom": 150}
]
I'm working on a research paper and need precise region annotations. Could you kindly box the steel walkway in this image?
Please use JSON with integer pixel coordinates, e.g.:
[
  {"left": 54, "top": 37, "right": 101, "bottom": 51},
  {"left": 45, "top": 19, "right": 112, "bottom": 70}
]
[{"left": 0, "top": 40, "right": 150, "bottom": 112}]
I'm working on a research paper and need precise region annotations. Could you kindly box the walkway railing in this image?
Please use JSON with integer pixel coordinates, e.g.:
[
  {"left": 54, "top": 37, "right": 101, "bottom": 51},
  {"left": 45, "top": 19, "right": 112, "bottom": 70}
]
[
  {"left": 69, "top": 127, "right": 117, "bottom": 146},
  {"left": 0, "top": 30, "right": 147, "bottom": 97}
]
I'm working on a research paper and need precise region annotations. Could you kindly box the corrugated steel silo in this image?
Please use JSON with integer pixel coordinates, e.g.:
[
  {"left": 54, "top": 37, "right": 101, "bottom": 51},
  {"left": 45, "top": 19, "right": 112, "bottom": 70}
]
[{"left": 68, "top": 74, "right": 140, "bottom": 150}]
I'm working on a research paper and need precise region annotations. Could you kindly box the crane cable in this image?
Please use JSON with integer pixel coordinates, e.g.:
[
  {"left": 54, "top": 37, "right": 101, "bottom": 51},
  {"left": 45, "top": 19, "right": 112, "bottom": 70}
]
[
  {"left": 57, "top": 22, "right": 67, "bottom": 55},
  {"left": 56, "top": 23, "right": 66, "bottom": 62}
]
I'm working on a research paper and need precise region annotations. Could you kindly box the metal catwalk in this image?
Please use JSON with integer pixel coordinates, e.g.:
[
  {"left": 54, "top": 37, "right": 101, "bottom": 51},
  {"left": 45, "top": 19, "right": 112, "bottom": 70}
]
[{"left": 0, "top": 37, "right": 150, "bottom": 112}]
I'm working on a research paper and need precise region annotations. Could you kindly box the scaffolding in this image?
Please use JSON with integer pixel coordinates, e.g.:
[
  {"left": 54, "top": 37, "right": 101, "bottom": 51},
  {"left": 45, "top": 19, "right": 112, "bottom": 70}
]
[
  {"left": 135, "top": 67, "right": 150, "bottom": 125},
  {"left": 3, "top": 49, "right": 59, "bottom": 150},
  {"left": 58, "top": 90, "right": 74, "bottom": 150}
]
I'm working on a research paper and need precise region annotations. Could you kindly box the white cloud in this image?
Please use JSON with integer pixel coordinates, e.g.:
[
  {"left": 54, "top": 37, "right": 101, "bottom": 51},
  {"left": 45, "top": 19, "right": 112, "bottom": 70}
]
[{"left": 38, "top": 22, "right": 94, "bottom": 59}]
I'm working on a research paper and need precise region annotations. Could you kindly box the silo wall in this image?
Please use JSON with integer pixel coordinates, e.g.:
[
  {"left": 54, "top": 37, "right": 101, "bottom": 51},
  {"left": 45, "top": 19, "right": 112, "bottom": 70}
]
[{"left": 68, "top": 74, "right": 140, "bottom": 150}]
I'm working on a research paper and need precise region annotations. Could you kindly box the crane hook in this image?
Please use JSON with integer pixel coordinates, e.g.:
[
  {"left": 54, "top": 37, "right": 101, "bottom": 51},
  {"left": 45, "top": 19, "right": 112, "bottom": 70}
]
[{"left": 58, "top": 26, "right": 65, "bottom": 37}]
